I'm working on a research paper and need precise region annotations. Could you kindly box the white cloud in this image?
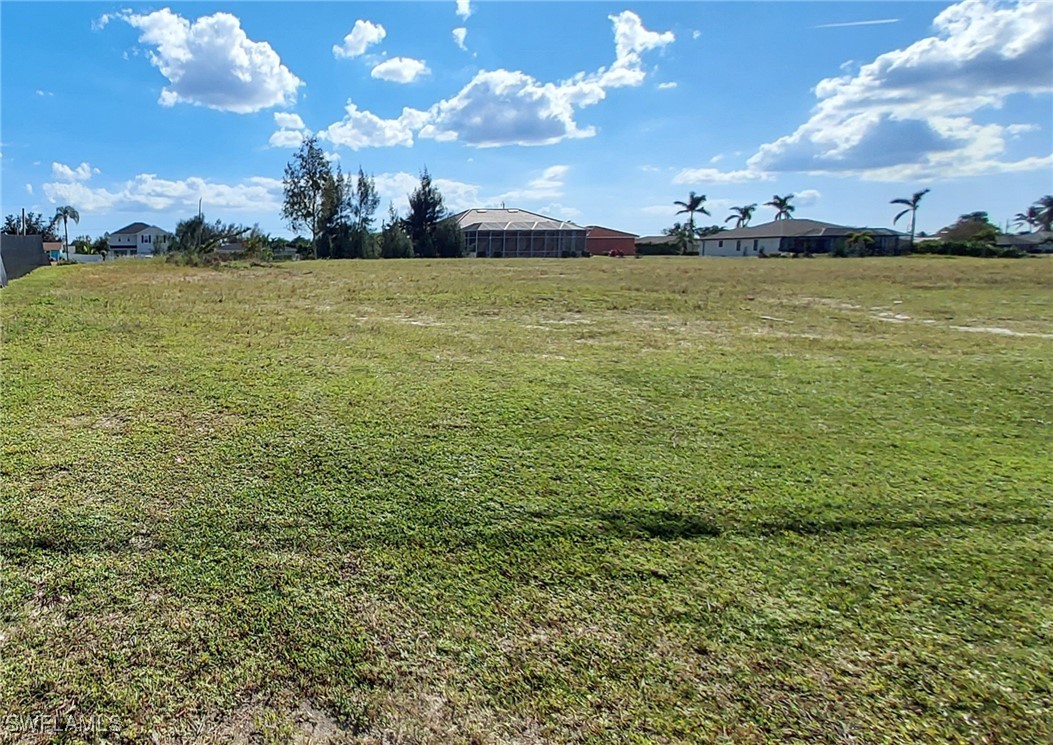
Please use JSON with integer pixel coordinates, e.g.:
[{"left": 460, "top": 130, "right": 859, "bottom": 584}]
[
  {"left": 25, "top": 184, "right": 33, "bottom": 195},
  {"left": 610, "top": 10, "right": 675, "bottom": 63},
  {"left": 269, "top": 112, "right": 310, "bottom": 148},
  {"left": 274, "top": 112, "right": 305, "bottom": 130},
  {"left": 536, "top": 203, "right": 581, "bottom": 220},
  {"left": 36, "top": 89, "right": 53, "bottom": 97},
  {"left": 657, "top": 82, "right": 677, "bottom": 90},
  {"left": 456, "top": 0, "right": 472, "bottom": 21},
  {"left": 119, "top": 9, "right": 302, "bottom": 114},
  {"left": 745, "top": 0, "right": 1053, "bottom": 180},
  {"left": 421, "top": 69, "right": 597, "bottom": 147},
  {"left": 333, "top": 20, "right": 386, "bottom": 59},
  {"left": 374, "top": 171, "right": 480, "bottom": 212},
  {"left": 371, "top": 57, "right": 430, "bottom": 84},
  {"left": 641, "top": 204, "right": 675, "bottom": 216},
  {"left": 453, "top": 27, "right": 468, "bottom": 51},
  {"left": 51, "top": 161, "right": 97, "bottom": 182},
  {"left": 421, "top": 12, "right": 672, "bottom": 147},
  {"left": 268, "top": 129, "right": 306, "bottom": 148},
  {"left": 320, "top": 10, "right": 674, "bottom": 150},
  {"left": 673, "top": 167, "right": 771, "bottom": 184},
  {"left": 319, "top": 102, "right": 428, "bottom": 150},
  {"left": 497, "top": 165, "right": 569, "bottom": 202},
  {"left": 43, "top": 173, "right": 283, "bottom": 213},
  {"left": 794, "top": 189, "right": 822, "bottom": 207},
  {"left": 692, "top": 30, "right": 701, "bottom": 40}
]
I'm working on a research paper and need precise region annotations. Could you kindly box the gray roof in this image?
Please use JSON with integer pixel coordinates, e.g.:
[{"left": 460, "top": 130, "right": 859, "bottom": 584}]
[
  {"left": 704, "top": 219, "right": 905, "bottom": 240},
  {"left": 996, "top": 231, "right": 1053, "bottom": 247},
  {"left": 110, "top": 222, "right": 152, "bottom": 235},
  {"left": 454, "top": 208, "right": 586, "bottom": 232}
]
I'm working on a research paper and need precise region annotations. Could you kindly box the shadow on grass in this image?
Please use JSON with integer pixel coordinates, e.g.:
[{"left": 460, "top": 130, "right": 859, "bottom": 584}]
[{"left": 2, "top": 509, "right": 1048, "bottom": 558}]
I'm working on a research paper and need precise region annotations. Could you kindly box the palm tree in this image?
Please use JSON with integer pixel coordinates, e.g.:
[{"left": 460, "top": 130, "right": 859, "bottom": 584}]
[
  {"left": 662, "top": 222, "right": 700, "bottom": 255},
  {"left": 725, "top": 204, "right": 757, "bottom": 229},
  {"left": 51, "top": 205, "right": 80, "bottom": 260},
  {"left": 1035, "top": 195, "right": 1053, "bottom": 232},
  {"left": 891, "top": 188, "right": 930, "bottom": 252},
  {"left": 765, "top": 194, "right": 795, "bottom": 220},
  {"left": 673, "top": 192, "right": 709, "bottom": 237},
  {"left": 845, "top": 231, "right": 875, "bottom": 257},
  {"left": 1013, "top": 206, "right": 1041, "bottom": 232}
]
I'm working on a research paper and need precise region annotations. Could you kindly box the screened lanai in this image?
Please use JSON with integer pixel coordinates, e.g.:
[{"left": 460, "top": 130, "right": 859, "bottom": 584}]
[{"left": 454, "top": 209, "right": 588, "bottom": 258}]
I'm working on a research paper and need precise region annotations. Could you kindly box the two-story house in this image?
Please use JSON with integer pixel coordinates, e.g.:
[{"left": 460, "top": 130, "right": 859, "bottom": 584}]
[{"left": 106, "top": 222, "right": 174, "bottom": 257}]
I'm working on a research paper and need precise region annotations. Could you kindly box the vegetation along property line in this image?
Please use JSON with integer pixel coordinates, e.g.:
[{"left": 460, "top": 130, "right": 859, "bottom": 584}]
[{"left": 1, "top": 255, "right": 1051, "bottom": 742}]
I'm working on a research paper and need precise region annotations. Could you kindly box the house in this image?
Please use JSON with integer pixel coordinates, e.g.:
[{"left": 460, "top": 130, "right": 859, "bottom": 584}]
[
  {"left": 106, "top": 222, "right": 174, "bottom": 257},
  {"left": 0, "top": 234, "right": 49, "bottom": 287},
  {"left": 453, "top": 208, "right": 588, "bottom": 258},
  {"left": 585, "top": 226, "right": 638, "bottom": 256},
  {"left": 996, "top": 231, "right": 1053, "bottom": 253},
  {"left": 43, "top": 241, "right": 65, "bottom": 261},
  {"left": 697, "top": 219, "right": 904, "bottom": 257},
  {"left": 635, "top": 234, "right": 684, "bottom": 254}
]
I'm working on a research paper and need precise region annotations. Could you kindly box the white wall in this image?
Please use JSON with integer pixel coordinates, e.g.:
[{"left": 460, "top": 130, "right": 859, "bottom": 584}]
[{"left": 699, "top": 236, "right": 782, "bottom": 257}]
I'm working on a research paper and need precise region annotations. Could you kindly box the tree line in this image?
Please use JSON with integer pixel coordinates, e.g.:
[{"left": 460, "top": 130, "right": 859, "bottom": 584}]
[{"left": 281, "top": 136, "right": 464, "bottom": 260}]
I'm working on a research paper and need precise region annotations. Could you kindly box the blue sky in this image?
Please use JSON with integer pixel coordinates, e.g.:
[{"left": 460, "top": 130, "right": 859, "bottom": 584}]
[{"left": 2, "top": 1, "right": 1051, "bottom": 240}]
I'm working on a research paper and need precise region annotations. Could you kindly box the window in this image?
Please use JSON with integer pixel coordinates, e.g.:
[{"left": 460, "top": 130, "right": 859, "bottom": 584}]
[{"left": 718, "top": 240, "right": 723, "bottom": 248}]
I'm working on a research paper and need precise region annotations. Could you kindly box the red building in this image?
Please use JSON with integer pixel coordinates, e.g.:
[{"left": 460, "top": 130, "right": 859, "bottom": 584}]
[{"left": 585, "top": 226, "right": 638, "bottom": 256}]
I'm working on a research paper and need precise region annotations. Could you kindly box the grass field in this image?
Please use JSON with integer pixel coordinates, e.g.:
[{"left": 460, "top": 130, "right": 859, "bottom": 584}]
[{"left": 1, "top": 256, "right": 1051, "bottom": 743}]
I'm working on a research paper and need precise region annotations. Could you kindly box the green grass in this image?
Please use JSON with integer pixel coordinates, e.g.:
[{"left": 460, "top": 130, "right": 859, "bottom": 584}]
[{"left": 1, "top": 256, "right": 1051, "bottom": 743}]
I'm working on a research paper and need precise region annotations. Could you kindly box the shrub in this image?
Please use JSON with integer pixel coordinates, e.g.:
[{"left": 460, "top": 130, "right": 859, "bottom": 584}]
[{"left": 914, "top": 241, "right": 1028, "bottom": 259}]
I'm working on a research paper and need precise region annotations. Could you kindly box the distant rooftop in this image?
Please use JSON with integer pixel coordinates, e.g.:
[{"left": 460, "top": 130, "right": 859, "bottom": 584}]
[
  {"left": 710, "top": 219, "right": 904, "bottom": 240},
  {"left": 453, "top": 208, "right": 586, "bottom": 232},
  {"left": 110, "top": 222, "right": 153, "bottom": 235}
]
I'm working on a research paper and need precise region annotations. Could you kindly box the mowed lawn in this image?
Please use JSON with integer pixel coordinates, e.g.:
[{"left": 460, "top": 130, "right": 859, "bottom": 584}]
[{"left": 1, "top": 256, "right": 1051, "bottom": 743}]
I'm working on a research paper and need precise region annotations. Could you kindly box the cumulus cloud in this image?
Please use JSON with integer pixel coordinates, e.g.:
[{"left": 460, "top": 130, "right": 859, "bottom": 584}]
[
  {"left": 657, "top": 82, "right": 677, "bottom": 90},
  {"left": 319, "top": 102, "right": 429, "bottom": 150},
  {"left": 421, "top": 70, "right": 598, "bottom": 147},
  {"left": 456, "top": 0, "right": 472, "bottom": 21},
  {"left": 320, "top": 10, "right": 674, "bottom": 150},
  {"left": 723, "top": 0, "right": 1053, "bottom": 181},
  {"left": 273, "top": 112, "right": 305, "bottom": 130},
  {"left": 43, "top": 172, "right": 283, "bottom": 213},
  {"left": 51, "top": 161, "right": 98, "bottom": 182},
  {"left": 118, "top": 9, "right": 302, "bottom": 113},
  {"left": 421, "top": 11, "right": 673, "bottom": 147},
  {"left": 371, "top": 57, "right": 430, "bottom": 84},
  {"left": 269, "top": 112, "right": 310, "bottom": 148},
  {"left": 453, "top": 27, "right": 468, "bottom": 51},
  {"left": 333, "top": 20, "right": 387, "bottom": 59}
]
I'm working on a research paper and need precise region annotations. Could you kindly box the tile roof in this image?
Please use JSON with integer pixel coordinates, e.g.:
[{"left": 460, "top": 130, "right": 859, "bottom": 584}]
[{"left": 454, "top": 208, "right": 586, "bottom": 232}]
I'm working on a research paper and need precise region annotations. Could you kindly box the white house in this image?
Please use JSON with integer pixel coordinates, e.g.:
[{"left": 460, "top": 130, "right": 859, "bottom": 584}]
[
  {"left": 106, "top": 222, "right": 174, "bottom": 257},
  {"left": 698, "top": 219, "right": 904, "bottom": 257}
]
